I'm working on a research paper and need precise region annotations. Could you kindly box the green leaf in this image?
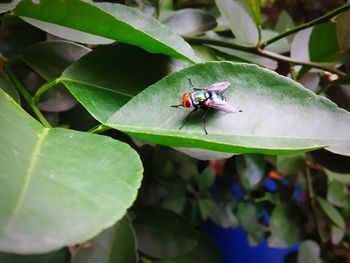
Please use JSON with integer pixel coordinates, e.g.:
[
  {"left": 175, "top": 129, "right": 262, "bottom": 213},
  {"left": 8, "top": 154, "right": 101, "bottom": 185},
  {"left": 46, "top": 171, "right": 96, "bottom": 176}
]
[
  {"left": 163, "top": 9, "right": 217, "bottom": 36},
  {"left": 107, "top": 62, "right": 350, "bottom": 155},
  {"left": 325, "top": 168, "right": 350, "bottom": 184},
  {"left": 317, "top": 197, "right": 345, "bottom": 229},
  {"left": 133, "top": 207, "right": 198, "bottom": 258},
  {"left": 262, "top": 29, "right": 290, "bottom": 53},
  {"left": 309, "top": 22, "right": 340, "bottom": 63},
  {"left": 215, "top": 0, "right": 258, "bottom": 45},
  {"left": 0, "top": 89, "right": 143, "bottom": 253},
  {"left": 0, "top": 68, "right": 20, "bottom": 103},
  {"left": 237, "top": 203, "right": 264, "bottom": 244},
  {"left": 327, "top": 180, "right": 349, "bottom": 208},
  {"left": 242, "top": 0, "right": 261, "bottom": 29},
  {"left": 277, "top": 154, "right": 305, "bottom": 176},
  {"left": 72, "top": 215, "right": 137, "bottom": 263},
  {"left": 61, "top": 44, "right": 170, "bottom": 123},
  {"left": 198, "top": 199, "right": 237, "bottom": 228},
  {"left": 13, "top": 0, "right": 199, "bottom": 63},
  {"left": 268, "top": 203, "right": 303, "bottom": 248},
  {"left": 0, "top": 248, "right": 70, "bottom": 263},
  {"left": 0, "top": 1, "right": 19, "bottom": 13},
  {"left": 20, "top": 41, "right": 90, "bottom": 112},
  {"left": 297, "top": 240, "right": 321, "bottom": 263},
  {"left": 20, "top": 41, "right": 90, "bottom": 80},
  {"left": 0, "top": 17, "right": 46, "bottom": 58},
  {"left": 275, "top": 10, "right": 295, "bottom": 35},
  {"left": 236, "top": 154, "right": 266, "bottom": 190},
  {"left": 331, "top": 225, "right": 345, "bottom": 245},
  {"left": 164, "top": 233, "right": 222, "bottom": 263},
  {"left": 198, "top": 166, "right": 216, "bottom": 191}
]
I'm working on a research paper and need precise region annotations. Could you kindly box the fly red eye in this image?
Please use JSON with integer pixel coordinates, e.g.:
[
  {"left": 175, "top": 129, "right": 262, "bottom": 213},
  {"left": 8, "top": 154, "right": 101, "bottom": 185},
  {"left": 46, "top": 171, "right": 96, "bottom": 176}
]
[
  {"left": 185, "top": 99, "right": 192, "bottom": 108},
  {"left": 181, "top": 93, "right": 192, "bottom": 108}
]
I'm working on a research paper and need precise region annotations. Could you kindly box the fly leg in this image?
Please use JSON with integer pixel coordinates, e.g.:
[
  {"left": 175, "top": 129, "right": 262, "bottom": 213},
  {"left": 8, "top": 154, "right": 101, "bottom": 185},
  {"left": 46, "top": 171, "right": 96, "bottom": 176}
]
[
  {"left": 202, "top": 109, "right": 209, "bottom": 135},
  {"left": 188, "top": 78, "right": 194, "bottom": 88},
  {"left": 179, "top": 107, "right": 197, "bottom": 130}
]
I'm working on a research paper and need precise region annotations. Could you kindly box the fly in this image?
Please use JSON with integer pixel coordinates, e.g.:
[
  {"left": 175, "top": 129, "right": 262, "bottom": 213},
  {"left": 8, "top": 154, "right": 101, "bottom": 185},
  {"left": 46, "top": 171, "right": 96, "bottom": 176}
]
[{"left": 171, "top": 79, "right": 242, "bottom": 135}]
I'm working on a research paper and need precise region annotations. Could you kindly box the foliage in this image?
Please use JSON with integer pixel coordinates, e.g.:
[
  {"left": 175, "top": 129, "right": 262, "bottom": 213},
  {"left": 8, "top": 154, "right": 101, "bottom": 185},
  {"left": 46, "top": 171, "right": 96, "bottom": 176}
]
[{"left": 0, "top": 0, "right": 350, "bottom": 262}]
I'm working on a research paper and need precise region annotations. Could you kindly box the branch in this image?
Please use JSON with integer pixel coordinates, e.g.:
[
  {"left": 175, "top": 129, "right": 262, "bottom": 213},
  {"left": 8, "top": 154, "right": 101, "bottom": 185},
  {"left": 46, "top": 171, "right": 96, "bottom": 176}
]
[
  {"left": 185, "top": 36, "right": 346, "bottom": 76},
  {"left": 33, "top": 77, "right": 61, "bottom": 104},
  {"left": 4, "top": 64, "right": 52, "bottom": 128},
  {"left": 260, "top": 3, "right": 350, "bottom": 49}
]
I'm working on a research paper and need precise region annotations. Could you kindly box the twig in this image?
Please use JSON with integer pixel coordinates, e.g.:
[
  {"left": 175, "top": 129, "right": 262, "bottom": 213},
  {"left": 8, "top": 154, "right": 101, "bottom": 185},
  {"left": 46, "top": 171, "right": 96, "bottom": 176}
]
[
  {"left": 33, "top": 77, "right": 61, "bottom": 104},
  {"left": 88, "top": 124, "right": 110, "bottom": 134},
  {"left": 4, "top": 64, "right": 52, "bottom": 128},
  {"left": 185, "top": 36, "right": 346, "bottom": 76},
  {"left": 260, "top": 3, "right": 350, "bottom": 49}
]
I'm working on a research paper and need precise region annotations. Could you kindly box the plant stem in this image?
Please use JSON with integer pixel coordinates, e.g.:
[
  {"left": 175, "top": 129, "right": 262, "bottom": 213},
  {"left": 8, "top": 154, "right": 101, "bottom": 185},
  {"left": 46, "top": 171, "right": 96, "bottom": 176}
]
[
  {"left": 260, "top": 3, "right": 350, "bottom": 49},
  {"left": 88, "top": 124, "right": 110, "bottom": 134},
  {"left": 4, "top": 64, "right": 52, "bottom": 128},
  {"left": 185, "top": 36, "right": 346, "bottom": 76},
  {"left": 33, "top": 77, "right": 61, "bottom": 104},
  {"left": 260, "top": 49, "right": 345, "bottom": 76},
  {"left": 305, "top": 166, "right": 327, "bottom": 244}
]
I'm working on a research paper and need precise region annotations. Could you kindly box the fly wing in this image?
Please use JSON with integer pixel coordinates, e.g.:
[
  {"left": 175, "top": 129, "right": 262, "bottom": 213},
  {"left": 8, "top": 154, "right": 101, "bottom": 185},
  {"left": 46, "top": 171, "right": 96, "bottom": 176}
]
[
  {"left": 202, "top": 82, "right": 231, "bottom": 92},
  {"left": 206, "top": 99, "right": 239, "bottom": 113}
]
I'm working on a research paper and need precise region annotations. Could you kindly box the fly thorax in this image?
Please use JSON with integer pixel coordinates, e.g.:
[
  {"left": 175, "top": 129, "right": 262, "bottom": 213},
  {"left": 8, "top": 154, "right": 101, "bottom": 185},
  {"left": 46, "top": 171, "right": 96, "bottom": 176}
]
[{"left": 191, "top": 91, "right": 209, "bottom": 105}]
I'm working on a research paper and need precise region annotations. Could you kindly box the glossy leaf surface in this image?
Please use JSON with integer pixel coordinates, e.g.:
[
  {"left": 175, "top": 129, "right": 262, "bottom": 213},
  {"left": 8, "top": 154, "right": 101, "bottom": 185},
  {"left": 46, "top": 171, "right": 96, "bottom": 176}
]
[
  {"left": 0, "top": 90, "right": 143, "bottom": 253},
  {"left": 107, "top": 62, "right": 350, "bottom": 155},
  {"left": 0, "top": 68, "right": 20, "bottom": 103},
  {"left": 309, "top": 23, "right": 339, "bottom": 63},
  {"left": 163, "top": 9, "right": 217, "bottom": 36},
  {"left": 13, "top": 0, "right": 199, "bottom": 62},
  {"left": 61, "top": 44, "right": 171, "bottom": 123},
  {"left": 215, "top": 0, "right": 258, "bottom": 45},
  {"left": 72, "top": 215, "right": 137, "bottom": 263}
]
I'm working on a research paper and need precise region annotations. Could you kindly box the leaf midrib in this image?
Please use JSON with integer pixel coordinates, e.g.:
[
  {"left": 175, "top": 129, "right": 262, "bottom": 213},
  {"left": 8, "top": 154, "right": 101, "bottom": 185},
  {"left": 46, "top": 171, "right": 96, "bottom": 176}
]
[
  {"left": 5, "top": 128, "right": 49, "bottom": 231},
  {"left": 61, "top": 77, "right": 134, "bottom": 98}
]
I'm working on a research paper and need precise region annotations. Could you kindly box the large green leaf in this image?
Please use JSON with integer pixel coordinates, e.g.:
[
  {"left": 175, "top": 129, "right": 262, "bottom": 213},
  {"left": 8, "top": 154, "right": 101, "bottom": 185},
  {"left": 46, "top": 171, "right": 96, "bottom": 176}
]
[
  {"left": 0, "top": 90, "right": 143, "bottom": 253},
  {"left": 107, "top": 62, "right": 350, "bottom": 155},
  {"left": 72, "top": 215, "right": 137, "bottom": 263},
  {"left": 0, "top": 68, "right": 20, "bottom": 103},
  {"left": 13, "top": 0, "right": 199, "bottom": 63},
  {"left": 60, "top": 44, "right": 170, "bottom": 123}
]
